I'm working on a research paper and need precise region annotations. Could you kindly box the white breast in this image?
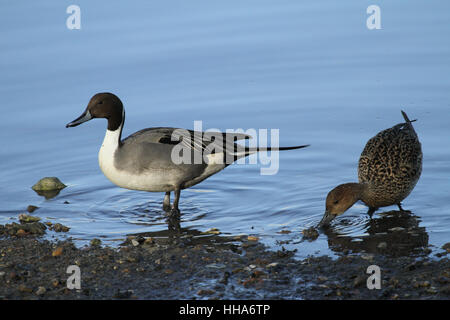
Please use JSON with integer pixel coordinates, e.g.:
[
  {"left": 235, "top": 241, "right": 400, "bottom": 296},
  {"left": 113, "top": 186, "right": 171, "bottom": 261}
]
[
  {"left": 98, "top": 128, "right": 126, "bottom": 186},
  {"left": 98, "top": 128, "right": 175, "bottom": 192}
]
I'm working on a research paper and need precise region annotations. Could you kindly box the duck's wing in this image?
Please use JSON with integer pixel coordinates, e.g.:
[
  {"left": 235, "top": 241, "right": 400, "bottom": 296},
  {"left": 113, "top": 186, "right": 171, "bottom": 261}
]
[
  {"left": 358, "top": 118, "right": 422, "bottom": 186},
  {"left": 122, "top": 127, "right": 252, "bottom": 155}
]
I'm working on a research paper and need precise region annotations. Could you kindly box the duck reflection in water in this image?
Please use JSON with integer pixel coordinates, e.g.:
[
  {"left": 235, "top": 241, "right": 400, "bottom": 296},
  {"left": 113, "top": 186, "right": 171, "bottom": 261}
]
[{"left": 322, "top": 210, "right": 428, "bottom": 257}]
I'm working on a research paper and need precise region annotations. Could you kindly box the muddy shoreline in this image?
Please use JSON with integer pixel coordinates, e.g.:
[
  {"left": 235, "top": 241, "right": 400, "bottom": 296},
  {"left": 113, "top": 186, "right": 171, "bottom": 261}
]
[{"left": 1, "top": 227, "right": 449, "bottom": 300}]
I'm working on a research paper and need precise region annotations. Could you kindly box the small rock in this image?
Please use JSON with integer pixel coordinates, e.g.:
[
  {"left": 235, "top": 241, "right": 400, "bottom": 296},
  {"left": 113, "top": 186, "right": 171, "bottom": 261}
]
[
  {"left": 19, "top": 214, "right": 41, "bottom": 223},
  {"left": 35, "top": 286, "right": 46, "bottom": 296},
  {"left": 197, "top": 289, "right": 215, "bottom": 296},
  {"left": 426, "top": 287, "right": 438, "bottom": 294},
  {"left": 26, "top": 205, "right": 39, "bottom": 213},
  {"left": 442, "top": 243, "right": 450, "bottom": 253},
  {"left": 414, "top": 280, "right": 430, "bottom": 288},
  {"left": 16, "top": 229, "right": 28, "bottom": 236},
  {"left": 18, "top": 285, "right": 33, "bottom": 293},
  {"left": 144, "top": 237, "right": 155, "bottom": 245},
  {"left": 51, "top": 279, "right": 61, "bottom": 288},
  {"left": 201, "top": 228, "right": 221, "bottom": 235},
  {"left": 377, "top": 242, "right": 387, "bottom": 249},
  {"left": 247, "top": 236, "right": 259, "bottom": 241},
  {"left": 4, "top": 221, "right": 46, "bottom": 235},
  {"left": 32, "top": 177, "right": 66, "bottom": 191},
  {"left": 361, "top": 253, "right": 374, "bottom": 261},
  {"left": 266, "top": 262, "right": 279, "bottom": 268},
  {"left": 52, "top": 247, "right": 63, "bottom": 257},
  {"left": 302, "top": 227, "right": 319, "bottom": 240},
  {"left": 131, "top": 239, "right": 140, "bottom": 247},
  {"left": 51, "top": 223, "right": 70, "bottom": 232},
  {"left": 90, "top": 238, "right": 102, "bottom": 246}
]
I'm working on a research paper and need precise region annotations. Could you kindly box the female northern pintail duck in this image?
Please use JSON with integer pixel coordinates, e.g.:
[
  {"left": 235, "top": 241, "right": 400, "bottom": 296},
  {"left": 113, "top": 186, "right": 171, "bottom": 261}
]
[
  {"left": 318, "top": 110, "right": 422, "bottom": 228},
  {"left": 66, "top": 93, "right": 309, "bottom": 216}
]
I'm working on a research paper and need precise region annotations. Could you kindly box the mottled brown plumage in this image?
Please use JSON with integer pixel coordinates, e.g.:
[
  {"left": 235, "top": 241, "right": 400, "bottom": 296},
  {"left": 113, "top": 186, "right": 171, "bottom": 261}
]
[
  {"left": 358, "top": 111, "right": 422, "bottom": 208},
  {"left": 318, "top": 111, "right": 422, "bottom": 227}
]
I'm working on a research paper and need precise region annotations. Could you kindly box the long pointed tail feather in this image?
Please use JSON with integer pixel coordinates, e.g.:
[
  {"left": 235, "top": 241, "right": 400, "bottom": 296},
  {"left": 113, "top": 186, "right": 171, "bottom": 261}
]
[{"left": 232, "top": 144, "right": 310, "bottom": 158}]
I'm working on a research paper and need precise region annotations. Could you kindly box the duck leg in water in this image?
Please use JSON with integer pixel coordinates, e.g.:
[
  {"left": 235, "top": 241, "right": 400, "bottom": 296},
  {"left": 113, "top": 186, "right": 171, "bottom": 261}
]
[
  {"left": 367, "top": 207, "right": 378, "bottom": 218},
  {"left": 163, "top": 192, "right": 171, "bottom": 212},
  {"left": 171, "top": 188, "right": 181, "bottom": 217}
]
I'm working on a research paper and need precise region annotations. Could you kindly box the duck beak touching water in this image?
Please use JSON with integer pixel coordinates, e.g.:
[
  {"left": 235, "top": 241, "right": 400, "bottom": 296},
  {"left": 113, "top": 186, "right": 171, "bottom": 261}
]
[
  {"left": 317, "top": 183, "right": 363, "bottom": 228},
  {"left": 318, "top": 110, "right": 422, "bottom": 228},
  {"left": 317, "top": 210, "right": 335, "bottom": 228}
]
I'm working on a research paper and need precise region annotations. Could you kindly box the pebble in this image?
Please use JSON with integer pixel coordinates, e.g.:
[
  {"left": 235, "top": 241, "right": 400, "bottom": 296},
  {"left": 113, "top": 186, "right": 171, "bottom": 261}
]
[
  {"left": 247, "top": 236, "right": 259, "bottom": 241},
  {"left": 377, "top": 242, "right": 387, "bottom": 249},
  {"left": 32, "top": 177, "right": 66, "bottom": 191},
  {"left": 197, "top": 289, "right": 215, "bottom": 296},
  {"left": 19, "top": 214, "right": 41, "bottom": 223},
  {"left": 35, "top": 286, "right": 46, "bottom": 296},
  {"left": 302, "top": 227, "right": 319, "bottom": 240},
  {"left": 51, "top": 223, "right": 70, "bottom": 232},
  {"left": 90, "top": 238, "right": 102, "bottom": 246},
  {"left": 26, "top": 205, "right": 39, "bottom": 213},
  {"left": 361, "top": 254, "right": 374, "bottom": 261},
  {"left": 18, "top": 284, "right": 33, "bottom": 293},
  {"left": 52, "top": 247, "right": 63, "bottom": 257},
  {"left": 442, "top": 243, "right": 450, "bottom": 253},
  {"left": 16, "top": 229, "right": 28, "bottom": 236},
  {"left": 266, "top": 262, "right": 279, "bottom": 268},
  {"left": 202, "top": 228, "right": 221, "bottom": 235}
]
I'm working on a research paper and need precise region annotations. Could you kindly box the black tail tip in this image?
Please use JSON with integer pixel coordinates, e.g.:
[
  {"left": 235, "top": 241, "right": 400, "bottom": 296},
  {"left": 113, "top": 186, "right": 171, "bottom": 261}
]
[{"left": 401, "top": 110, "right": 417, "bottom": 123}]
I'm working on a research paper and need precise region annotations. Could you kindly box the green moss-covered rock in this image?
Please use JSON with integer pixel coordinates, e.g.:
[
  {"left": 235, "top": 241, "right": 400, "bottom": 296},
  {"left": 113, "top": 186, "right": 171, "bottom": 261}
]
[
  {"left": 19, "top": 214, "right": 41, "bottom": 223},
  {"left": 50, "top": 223, "right": 70, "bottom": 232},
  {"left": 32, "top": 177, "right": 66, "bottom": 191},
  {"left": 2, "top": 222, "right": 47, "bottom": 236},
  {"left": 90, "top": 238, "right": 102, "bottom": 246}
]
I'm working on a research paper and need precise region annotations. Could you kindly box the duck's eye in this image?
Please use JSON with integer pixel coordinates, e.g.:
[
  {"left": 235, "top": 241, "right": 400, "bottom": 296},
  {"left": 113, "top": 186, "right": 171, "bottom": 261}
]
[
  {"left": 333, "top": 200, "right": 339, "bottom": 205},
  {"left": 98, "top": 101, "right": 103, "bottom": 104}
]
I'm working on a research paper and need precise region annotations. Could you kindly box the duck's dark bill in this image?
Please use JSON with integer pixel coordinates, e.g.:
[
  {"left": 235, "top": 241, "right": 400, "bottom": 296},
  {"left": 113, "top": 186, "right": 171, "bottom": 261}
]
[
  {"left": 317, "top": 211, "right": 335, "bottom": 228},
  {"left": 66, "top": 110, "right": 92, "bottom": 128}
]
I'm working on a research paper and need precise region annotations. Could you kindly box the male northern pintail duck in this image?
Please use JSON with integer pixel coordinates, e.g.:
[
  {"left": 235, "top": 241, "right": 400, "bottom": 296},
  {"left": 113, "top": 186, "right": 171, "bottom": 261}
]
[
  {"left": 318, "top": 110, "right": 422, "bottom": 228},
  {"left": 66, "top": 93, "right": 309, "bottom": 216}
]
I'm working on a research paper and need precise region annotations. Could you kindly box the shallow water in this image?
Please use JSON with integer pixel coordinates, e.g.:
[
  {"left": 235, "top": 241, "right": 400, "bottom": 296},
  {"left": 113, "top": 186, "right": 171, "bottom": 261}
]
[{"left": 1, "top": 0, "right": 449, "bottom": 259}]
